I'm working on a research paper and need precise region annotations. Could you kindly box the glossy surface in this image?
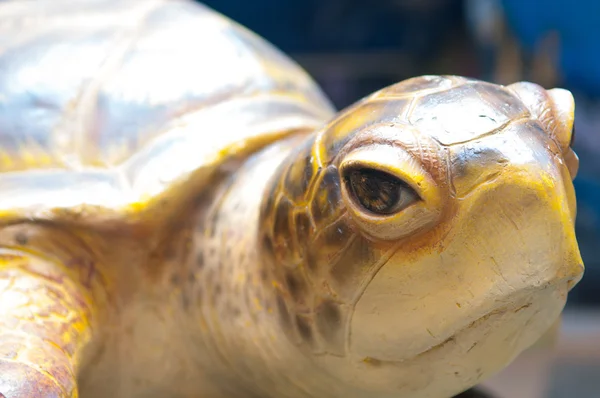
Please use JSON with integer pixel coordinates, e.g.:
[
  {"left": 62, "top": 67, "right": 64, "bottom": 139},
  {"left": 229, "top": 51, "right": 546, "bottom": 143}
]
[
  {"left": 0, "top": 0, "right": 333, "bottom": 226},
  {"left": 0, "top": 1, "right": 583, "bottom": 398},
  {"left": 257, "top": 76, "right": 581, "bottom": 398}
]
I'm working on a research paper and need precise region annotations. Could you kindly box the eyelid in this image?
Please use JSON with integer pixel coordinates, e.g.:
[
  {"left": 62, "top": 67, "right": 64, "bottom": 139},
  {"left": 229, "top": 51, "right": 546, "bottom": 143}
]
[
  {"left": 339, "top": 144, "right": 438, "bottom": 206},
  {"left": 339, "top": 144, "right": 444, "bottom": 241}
]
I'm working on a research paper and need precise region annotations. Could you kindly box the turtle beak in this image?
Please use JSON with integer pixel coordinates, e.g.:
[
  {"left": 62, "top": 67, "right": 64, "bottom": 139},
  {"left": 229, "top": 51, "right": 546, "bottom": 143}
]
[
  {"left": 559, "top": 233, "right": 585, "bottom": 291},
  {"left": 565, "top": 258, "right": 585, "bottom": 292}
]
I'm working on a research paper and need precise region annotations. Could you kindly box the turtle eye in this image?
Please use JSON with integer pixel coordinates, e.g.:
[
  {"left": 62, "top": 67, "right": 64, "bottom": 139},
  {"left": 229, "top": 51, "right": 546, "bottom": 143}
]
[{"left": 344, "top": 168, "right": 420, "bottom": 215}]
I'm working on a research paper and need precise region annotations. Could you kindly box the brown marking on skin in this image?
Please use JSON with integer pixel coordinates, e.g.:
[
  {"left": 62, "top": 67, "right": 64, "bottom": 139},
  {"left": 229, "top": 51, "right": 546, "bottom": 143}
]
[
  {"left": 188, "top": 271, "right": 196, "bottom": 283},
  {"left": 328, "top": 235, "right": 373, "bottom": 299},
  {"left": 208, "top": 246, "right": 217, "bottom": 259},
  {"left": 181, "top": 292, "right": 190, "bottom": 310},
  {"left": 261, "top": 233, "right": 273, "bottom": 253},
  {"left": 230, "top": 304, "right": 241, "bottom": 318},
  {"left": 310, "top": 166, "right": 342, "bottom": 224},
  {"left": 284, "top": 270, "right": 307, "bottom": 304},
  {"left": 261, "top": 173, "right": 280, "bottom": 220},
  {"left": 283, "top": 138, "right": 315, "bottom": 201},
  {"left": 72, "top": 258, "right": 97, "bottom": 289},
  {"left": 195, "top": 251, "right": 204, "bottom": 269},
  {"left": 213, "top": 283, "right": 222, "bottom": 301},
  {"left": 304, "top": 249, "right": 319, "bottom": 273},
  {"left": 207, "top": 212, "right": 219, "bottom": 238},
  {"left": 272, "top": 197, "right": 293, "bottom": 248},
  {"left": 65, "top": 257, "right": 96, "bottom": 289},
  {"left": 276, "top": 295, "right": 291, "bottom": 330},
  {"left": 260, "top": 292, "right": 270, "bottom": 310},
  {"left": 196, "top": 285, "right": 203, "bottom": 304},
  {"left": 163, "top": 246, "right": 177, "bottom": 261},
  {"left": 315, "top": 299, "right": 345, "bottom": 354},
  {"left": 14, "top": 232, "right": 28, "bottom": 245},
  {"left": 295, "top": 315, "right": 313, "bottom": 345},
  {"left": 317, "top": 300, "right": 341, "bottom": 327},
  {"left": 304, "top": 219, "right": 356, "bottom": 280},
  {"left": 259, "top": 268, "right": 268, "bottom": 282},
  {"left": 293, "top": 210, "right": 312, "bottom": 249}
]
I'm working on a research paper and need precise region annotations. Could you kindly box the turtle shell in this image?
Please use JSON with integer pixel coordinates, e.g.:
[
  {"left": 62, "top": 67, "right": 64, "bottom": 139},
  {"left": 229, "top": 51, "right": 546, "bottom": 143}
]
[{"left": 0, "top": 0, "right": 334, "bottom": 226}]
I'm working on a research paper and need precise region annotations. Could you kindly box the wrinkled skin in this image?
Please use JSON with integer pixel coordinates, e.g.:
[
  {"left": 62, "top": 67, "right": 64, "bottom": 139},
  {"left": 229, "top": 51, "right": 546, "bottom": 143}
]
[{"left": 0, "top": 1, "right": 583, "bottom": 398}]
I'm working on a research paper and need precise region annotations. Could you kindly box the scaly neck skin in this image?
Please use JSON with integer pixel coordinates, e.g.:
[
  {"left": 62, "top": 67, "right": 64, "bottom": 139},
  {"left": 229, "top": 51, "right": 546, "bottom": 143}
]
[{"left": 188, "top": 132, "right": 347, "bottom": 398}]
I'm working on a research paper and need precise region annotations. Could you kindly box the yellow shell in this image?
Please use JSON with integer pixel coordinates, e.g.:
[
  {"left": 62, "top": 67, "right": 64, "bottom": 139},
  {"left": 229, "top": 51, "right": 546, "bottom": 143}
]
[{"left": 0, "top": 0, "right": 334, "bottom": 227}]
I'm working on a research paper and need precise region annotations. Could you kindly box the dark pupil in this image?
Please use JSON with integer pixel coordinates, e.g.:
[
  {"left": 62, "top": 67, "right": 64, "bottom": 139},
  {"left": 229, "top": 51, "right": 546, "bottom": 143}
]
[{"left": 347, "top": 168, "right": 402, "bottom": 214}]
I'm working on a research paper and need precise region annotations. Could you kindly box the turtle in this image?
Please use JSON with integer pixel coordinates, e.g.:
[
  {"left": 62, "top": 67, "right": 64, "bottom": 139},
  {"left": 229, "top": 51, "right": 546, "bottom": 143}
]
[{"left": 0, "top": 1, "right": 584, "bottom": 398}]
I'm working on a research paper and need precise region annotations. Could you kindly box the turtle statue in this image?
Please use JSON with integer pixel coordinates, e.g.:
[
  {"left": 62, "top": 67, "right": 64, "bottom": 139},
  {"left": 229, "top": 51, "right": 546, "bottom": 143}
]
[{"left": 0, "top": 1, "right": 583, "bottom": 398}]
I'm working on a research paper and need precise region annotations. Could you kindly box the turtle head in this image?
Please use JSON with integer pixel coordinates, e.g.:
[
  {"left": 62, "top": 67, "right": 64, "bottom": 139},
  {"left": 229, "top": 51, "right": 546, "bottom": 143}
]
[{"left": 260, "top": 76, "right": 583, "bottom": 397}]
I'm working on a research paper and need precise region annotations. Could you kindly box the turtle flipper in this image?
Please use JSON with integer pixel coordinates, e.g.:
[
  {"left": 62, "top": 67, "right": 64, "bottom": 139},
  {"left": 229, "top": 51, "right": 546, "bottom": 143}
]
[{"left": 0, "top": 248, "right": 97, "bottom": 397}]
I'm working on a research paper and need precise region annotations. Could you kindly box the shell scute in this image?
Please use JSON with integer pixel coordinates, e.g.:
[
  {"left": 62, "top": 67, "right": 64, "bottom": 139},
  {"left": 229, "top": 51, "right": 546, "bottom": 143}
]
[{"left": 0, "top": 0, "right": 335, "bottom": 224}]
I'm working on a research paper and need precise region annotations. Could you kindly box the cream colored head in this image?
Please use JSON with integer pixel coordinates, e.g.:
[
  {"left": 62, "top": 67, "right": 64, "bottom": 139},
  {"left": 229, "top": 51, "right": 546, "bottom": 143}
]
[{"left": 260, "top": 76, "right": 583, "bottom": 397}]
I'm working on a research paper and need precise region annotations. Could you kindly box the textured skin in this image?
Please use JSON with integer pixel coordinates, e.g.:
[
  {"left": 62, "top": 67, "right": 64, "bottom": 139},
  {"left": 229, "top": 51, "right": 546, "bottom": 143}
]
[{"left": 0, "top": 1, "right": 584, "bottom": 398}]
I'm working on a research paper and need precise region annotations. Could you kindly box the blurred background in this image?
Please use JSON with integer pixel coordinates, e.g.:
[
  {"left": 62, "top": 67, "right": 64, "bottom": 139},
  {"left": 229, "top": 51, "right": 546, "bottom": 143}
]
[{"left": 198, "top": 1, "right": 599, "bottom": 397}]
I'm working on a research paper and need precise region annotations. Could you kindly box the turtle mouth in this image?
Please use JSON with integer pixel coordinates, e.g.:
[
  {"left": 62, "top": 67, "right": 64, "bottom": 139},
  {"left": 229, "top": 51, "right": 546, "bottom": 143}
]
[
  {"left": 360, "top": 304, "right": 518, "bottom": 365},
  {"left": 412, "top": 280, "right": 573, "bottom": 360},
  {"left": 413, "top": 304, "right": 517, "bottom": 359}
]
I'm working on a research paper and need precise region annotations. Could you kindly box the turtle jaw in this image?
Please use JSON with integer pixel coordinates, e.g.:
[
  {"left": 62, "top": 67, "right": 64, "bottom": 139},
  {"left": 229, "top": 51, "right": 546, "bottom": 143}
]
[
  {"left": 337, "top": 255, "right": 576, "bottom": 398},
  {"left": 348, "top": 258, "right": 574, "bottom": 363},
  {"left": 406, "top": 282, "right": 568, "bottom": 359},
  {"left": 312, "top": 280, "right": 570, "bottom": 398}
]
